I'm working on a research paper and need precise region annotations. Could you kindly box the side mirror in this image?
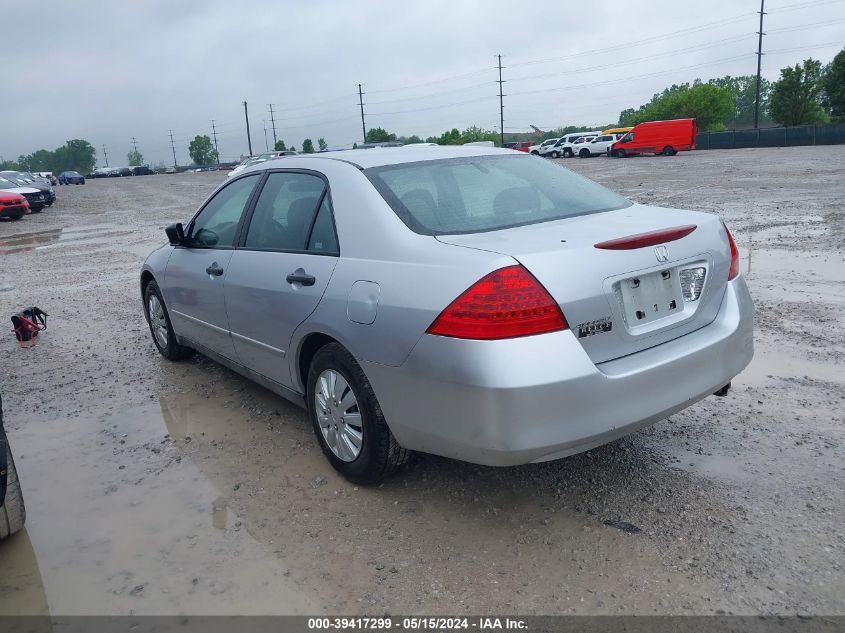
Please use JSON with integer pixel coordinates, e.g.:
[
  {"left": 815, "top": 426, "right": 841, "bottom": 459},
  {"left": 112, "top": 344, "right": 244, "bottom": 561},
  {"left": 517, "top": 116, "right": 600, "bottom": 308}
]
[{"left": 165, "top": 222, "right": 185, "bottom": 246}]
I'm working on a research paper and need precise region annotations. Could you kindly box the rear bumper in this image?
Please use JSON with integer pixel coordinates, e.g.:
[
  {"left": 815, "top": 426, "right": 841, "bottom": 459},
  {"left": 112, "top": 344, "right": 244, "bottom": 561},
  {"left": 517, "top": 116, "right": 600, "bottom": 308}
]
[{"left": 364, "top": 277, "right": 754, "bottom": 466}]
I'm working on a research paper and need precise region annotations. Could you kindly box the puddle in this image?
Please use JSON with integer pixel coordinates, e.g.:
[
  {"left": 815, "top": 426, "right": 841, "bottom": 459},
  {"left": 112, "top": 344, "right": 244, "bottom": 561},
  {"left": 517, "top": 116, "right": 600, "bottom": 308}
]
[
  {"left": 739, "top": 339, "right": 844, "bottom": 388},
  {"left": 0, "top": 229, "right": 62, "bottom": 254},
  {"left": 0, "top": 401, "right": 320, "bottom": 616}
]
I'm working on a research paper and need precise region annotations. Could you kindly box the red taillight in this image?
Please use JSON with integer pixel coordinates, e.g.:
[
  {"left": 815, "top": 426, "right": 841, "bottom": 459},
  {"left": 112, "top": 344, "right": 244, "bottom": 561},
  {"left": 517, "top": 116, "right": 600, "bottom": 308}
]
[
  {"left": 594, "top": 224, "right": 697, "bottom": 250},
  {"left": 426, "top": 265, "right": 568, "bottom": 340},
  {"left": 724, "top": 222, "right": 740, "bottom": 280}
]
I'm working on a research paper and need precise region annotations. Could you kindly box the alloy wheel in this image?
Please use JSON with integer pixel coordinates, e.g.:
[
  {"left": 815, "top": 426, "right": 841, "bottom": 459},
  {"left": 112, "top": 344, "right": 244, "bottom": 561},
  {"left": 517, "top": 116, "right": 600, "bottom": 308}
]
[{"left": 147, "top": 295, "right": 169, "bottom": 349}]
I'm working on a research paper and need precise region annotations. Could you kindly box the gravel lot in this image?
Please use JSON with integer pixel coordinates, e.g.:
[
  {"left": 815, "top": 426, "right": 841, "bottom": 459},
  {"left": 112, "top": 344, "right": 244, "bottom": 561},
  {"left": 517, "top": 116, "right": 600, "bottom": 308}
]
[{"left": 0, "top": 146, "right": 842, "bottom": 616}]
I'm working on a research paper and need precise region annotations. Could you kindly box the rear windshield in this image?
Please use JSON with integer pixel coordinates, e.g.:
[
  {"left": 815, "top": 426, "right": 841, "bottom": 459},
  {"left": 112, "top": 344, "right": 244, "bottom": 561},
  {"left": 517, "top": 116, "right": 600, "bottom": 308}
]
[{"left": 365, "top": 154, "right": 630, "bottom": 235}]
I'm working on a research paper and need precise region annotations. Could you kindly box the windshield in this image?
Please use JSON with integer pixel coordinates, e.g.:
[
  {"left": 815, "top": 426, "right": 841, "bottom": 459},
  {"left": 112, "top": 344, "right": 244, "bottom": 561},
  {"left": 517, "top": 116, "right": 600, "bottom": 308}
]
[
  {"left": 366, "top": 154, "right": 631, "bottom": 235},
  {"left": 0, "top": 178, "right": 19, "bottom": 190}
]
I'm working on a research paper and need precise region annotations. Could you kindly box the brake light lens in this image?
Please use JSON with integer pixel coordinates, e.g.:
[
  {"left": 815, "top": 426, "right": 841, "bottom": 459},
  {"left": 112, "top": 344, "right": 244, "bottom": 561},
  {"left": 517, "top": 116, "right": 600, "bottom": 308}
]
[
  {"left": 594, "top": 224, "right": 697, "bottom": 250},
  {"left": 426, "top": 265, "right": 568, "bottom": 340},
  {"left": 724, "top": 222, "right": 740, "bottom": 280}
]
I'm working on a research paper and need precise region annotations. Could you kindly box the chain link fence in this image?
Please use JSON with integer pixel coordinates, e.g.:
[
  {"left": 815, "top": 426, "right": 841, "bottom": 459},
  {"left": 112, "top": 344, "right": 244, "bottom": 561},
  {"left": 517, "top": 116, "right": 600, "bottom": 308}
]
[{"left": 695, "top": 123, "right": 845, "bottom": 149}]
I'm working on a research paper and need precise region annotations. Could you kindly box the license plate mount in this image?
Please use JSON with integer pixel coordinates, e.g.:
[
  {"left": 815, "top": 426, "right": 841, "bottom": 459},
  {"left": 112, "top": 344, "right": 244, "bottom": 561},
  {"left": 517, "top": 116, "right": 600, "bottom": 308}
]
[{"left": 618, "top": 269, "right": 683, "bottom": 329}]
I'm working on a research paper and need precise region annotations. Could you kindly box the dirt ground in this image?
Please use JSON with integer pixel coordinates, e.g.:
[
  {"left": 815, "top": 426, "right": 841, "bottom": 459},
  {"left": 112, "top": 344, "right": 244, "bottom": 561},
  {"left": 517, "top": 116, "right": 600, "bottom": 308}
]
[{"left": 0, "top": 146, "right": 842, "bottom": 616}]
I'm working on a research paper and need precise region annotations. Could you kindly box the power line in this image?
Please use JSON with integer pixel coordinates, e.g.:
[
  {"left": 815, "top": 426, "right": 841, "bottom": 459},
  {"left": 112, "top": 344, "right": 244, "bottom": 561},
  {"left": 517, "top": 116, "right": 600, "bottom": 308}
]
[
  {"left": 243, "top": 101, "right": 253, "bottom": 156},
  {"left": 168, "top": 130, "right": 177, "bottom": 168},
  {"left": 497, "top": 54, "right": 505, "bottom": 148},
  {"left": 358, "top": 83, "right": 366, "bottom": 142},
  {"left": 754, "top": 0, "right": 767, "bottom": 129},
  {"left": 210, "top": 120, "right": 220, "bottom": 165},
  {"left": 268, "top": 104, "right": 278, "bottom": 146}
]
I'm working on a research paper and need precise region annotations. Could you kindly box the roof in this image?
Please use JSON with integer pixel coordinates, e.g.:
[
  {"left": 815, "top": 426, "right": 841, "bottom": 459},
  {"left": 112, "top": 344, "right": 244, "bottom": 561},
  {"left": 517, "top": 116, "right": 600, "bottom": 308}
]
[{"left": 253, "top": 145, "right": 518, "bottom": 171}]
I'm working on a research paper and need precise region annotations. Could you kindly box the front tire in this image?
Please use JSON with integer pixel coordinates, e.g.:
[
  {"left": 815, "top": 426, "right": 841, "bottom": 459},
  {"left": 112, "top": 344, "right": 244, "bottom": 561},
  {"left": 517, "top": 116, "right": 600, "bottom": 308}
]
[
  {"left": 549, "top": 150, "right": 560, "bottom": 159},
  {"left": 563, "top": 148, "right": 573, "bottom": 158},
  {"left": 144, "top": 280, "right": 191, "bottom": 361},
  {"left": 613, "top": 149, "right": 627, "bottom": 158},
  {"left": 579, "top": 149, "right": 590, "bottom": 158},
  {"left": 307, "top": 343, "right": 408, "bottom": 484}
]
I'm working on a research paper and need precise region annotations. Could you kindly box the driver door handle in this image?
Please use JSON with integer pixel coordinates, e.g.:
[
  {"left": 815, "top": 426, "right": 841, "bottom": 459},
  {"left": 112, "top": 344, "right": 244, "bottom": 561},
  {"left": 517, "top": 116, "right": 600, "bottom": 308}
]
[
  {"left": 286, "top": 270, "right": 316, "bottom": 286},
  {"left": 205, "top": 262, "right": 224, "bottom": 276}
]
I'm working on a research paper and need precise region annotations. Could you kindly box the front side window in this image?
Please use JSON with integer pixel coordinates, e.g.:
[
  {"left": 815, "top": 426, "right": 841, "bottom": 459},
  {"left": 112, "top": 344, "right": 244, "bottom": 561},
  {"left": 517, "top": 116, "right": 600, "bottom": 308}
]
[
  {"left": 244, "top": 172, "right": 326, "bottom": 251},
  {"left": 187, "top": 174, "right": 260, "bottom": 247},
  {"left": 367, "top": 155, "right": 631, "bottom": 236}
]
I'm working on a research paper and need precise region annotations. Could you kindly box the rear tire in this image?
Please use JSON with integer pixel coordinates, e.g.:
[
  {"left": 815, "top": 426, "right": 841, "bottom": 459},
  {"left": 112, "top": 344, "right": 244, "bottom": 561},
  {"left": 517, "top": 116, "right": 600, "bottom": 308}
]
[
  {"left": 579, "top": 149, "right": 590, "bottom": 158},
  {"left": 661, "top": 146, "right": 676, "bottom": 156},
  {"left": 1, "top": 414, "right": 26, "bottom": 541},
  {"left": 144, "top": 280, "right": 191, "bottom": 361},
  {"left": 307, "top": 343, "right": 409, "bottom": 484},
  {"left": 563, "top": 148, "right": 573, "bottom": 158},
  {"left": 550, "top": 150, "right": 560, "bottom": 159}
]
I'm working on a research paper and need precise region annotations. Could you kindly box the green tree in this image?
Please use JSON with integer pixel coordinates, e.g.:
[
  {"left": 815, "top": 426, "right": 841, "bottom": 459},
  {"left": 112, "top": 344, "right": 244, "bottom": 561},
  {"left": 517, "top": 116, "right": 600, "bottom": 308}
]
[
  {"left": 822, "top": 47, "right": 845, "bottom": 116},
  {"left": 318, "top": 138, "right": 328, "bottom": 151},
  {"left": 52, "top": 139, "right": 96, "bottom": 174},
  {"left": 301, "top": 138, "right": 315, "bottom": 153},
  {"left": 768, "top": 58, "right": 829, "bottom": 126},
  {"left": 401, "top": 135, "right": 423, "bottom": 144},
  {"left": 188, "top": 135, "right": 216, "bottom": 165},
  {"left": 289, "top": 145, "right": 297, "bottom": 152},
  {"left": 127, "top": 149, "right": 144, "bottom": 166},
  {"left": 365, "top": 127, "right": 396, "bottom": 143},
  {"left": 618, "top": 81, "right": 733, "bottom": 131},
  {"left": 0, "top": 159, "right": 19, "bottom": 170},
  {"left": 708, "top": 75, "right": 771, "bottom": 127},
  {"left": 274, "top": 139, "right": 287, "bottom": 151}
]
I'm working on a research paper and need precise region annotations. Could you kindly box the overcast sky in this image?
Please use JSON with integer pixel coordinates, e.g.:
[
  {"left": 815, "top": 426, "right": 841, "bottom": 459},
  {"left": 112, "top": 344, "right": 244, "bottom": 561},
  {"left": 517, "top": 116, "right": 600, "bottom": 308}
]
[{"left": 3, "top": 0, "right": 843, "bottom": 166}]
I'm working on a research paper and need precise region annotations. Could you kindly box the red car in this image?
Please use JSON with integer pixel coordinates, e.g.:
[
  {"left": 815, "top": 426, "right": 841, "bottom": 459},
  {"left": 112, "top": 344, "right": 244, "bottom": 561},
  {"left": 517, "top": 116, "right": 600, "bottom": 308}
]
[
  {"left": 0, "top": 191, "right": 29, "bottom": 221},
  {"left": 504, "top": 141, "right": 534, "bottom": 152},
  {"left": 610, "top": 118, "right": 697, "bottom": 157}
]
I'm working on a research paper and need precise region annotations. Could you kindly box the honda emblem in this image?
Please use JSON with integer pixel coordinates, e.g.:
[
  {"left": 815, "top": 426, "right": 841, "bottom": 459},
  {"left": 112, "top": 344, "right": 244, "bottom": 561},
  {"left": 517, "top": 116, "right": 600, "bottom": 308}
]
[{"left": 654, "top": 245, "right": 669, "bottom": 262}]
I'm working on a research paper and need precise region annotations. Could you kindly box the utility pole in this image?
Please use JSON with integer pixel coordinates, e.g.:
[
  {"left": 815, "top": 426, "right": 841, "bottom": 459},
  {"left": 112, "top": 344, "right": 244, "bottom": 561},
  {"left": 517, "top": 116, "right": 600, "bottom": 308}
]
[
  {"left": 358, "top": 83, "right": 367, "bottom": 143},
  {"left": 243, "top": 100, "right": 253, "bottom": 156},
  {"left": 102, "top": 144, "right": 109, "bottom": 168},
  {"left": 496, "top": 54, "right": 505, "bottom": 148},
  {"left": 262, "top": 120, "right": 269, "bottom": 151},
  {"left": 210, "top": 120, "right": 220, "bottom": 165},
  {"left": 268, "top": 104, "right": 278, "bottom": 147},
  {"left": 168, "top": 130, "right": 177, "bottom": 168},
  {"left": 131, "top": 137, "right": 138, "bottom": 152},
  {"left": 753, "top": 0, "right": 766, "bottom": 129}
]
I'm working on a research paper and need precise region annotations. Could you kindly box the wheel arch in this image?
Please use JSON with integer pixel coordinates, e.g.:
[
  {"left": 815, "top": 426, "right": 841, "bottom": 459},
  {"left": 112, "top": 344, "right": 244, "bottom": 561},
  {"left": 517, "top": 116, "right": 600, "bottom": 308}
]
[{"left": 297, "top": 331, "right": 341, "bottom": 394}]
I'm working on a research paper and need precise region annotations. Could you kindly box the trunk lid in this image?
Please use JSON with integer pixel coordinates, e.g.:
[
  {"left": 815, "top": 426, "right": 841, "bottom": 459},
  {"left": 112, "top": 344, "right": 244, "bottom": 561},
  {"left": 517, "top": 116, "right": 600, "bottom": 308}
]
[{"left": 436, "top": 204, "right": 731, "bottom": 364}]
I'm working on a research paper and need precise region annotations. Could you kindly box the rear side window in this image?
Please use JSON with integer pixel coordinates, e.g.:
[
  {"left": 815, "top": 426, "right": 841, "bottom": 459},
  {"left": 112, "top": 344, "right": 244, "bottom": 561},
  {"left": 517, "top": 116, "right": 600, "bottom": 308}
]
[
  {"left": 244, "top": 172, "right": 325, "bottom": 251},
  {"left": 367, "top": 155, "right": 630, "bottom": 235},
  {"left": 307, "top": 197, "right": 339, "bottom": 255}
]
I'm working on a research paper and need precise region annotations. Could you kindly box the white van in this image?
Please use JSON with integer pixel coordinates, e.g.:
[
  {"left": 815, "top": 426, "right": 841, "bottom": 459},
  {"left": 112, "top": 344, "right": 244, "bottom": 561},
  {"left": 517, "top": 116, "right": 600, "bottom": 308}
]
[{"left": 540, "top": 131, "right": 602, "bottom": 158}]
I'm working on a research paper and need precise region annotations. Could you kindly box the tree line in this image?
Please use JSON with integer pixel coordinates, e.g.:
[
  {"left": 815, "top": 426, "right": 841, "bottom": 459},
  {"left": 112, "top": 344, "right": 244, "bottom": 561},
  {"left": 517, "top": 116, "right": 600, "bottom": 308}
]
[
  {"left": 619, "top": 48, "right": 844, "bottom": 131},
  {"left": 4, "top": 47, "right": 842, "bottom": 172}
]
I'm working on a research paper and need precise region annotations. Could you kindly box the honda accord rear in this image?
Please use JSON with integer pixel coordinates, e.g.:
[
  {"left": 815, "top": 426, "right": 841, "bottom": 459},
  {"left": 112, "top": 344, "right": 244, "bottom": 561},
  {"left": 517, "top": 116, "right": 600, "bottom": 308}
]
[{"left": 141, "top": 147, "right": 753, "bottom": 482}]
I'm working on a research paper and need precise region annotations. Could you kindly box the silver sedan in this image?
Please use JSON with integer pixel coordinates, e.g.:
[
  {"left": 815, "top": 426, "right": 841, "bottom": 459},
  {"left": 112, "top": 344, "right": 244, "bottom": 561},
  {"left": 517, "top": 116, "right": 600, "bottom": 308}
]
[{"left": 141, "top": 146, "right": 753, "bottom": 483}]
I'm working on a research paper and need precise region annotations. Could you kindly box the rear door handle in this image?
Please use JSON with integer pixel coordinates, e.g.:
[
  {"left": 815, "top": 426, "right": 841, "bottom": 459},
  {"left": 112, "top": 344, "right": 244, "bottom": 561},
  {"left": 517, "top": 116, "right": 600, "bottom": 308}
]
[
  {"left": 286, "top": 269, "right": 316, "bottom": 286},
  {"left": 205, "top": 262, "right": 224, "bottom": 276}
]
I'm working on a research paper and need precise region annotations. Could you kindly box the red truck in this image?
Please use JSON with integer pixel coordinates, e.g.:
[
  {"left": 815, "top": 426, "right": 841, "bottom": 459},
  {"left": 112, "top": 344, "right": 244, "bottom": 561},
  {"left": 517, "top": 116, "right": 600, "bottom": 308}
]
[{"left": 609, "top": 118, "right": 697, "bottom": 158}]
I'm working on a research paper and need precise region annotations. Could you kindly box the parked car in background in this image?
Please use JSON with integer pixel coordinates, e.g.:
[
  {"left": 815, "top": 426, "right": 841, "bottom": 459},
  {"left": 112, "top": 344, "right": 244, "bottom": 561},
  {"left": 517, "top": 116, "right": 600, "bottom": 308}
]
[
  {"left": 503, "top": 141, "right": 533, "bottom": 152},
  {"left": 131, "top": 165, "right": 156, "bottom": 176},
  {"left": 164, "top": 166, "right": 177, "bottom": 174},
  {"left": 0, "top": 394, "right": 26, "bottom": 540},
  {"left": 228, "top": 151, "right": 297, "bottom": 178},
  {"left": 0, "top": 172, "right": 56, "bottom": 206},
  {"left": 0, "top": 191, "right": 29, "bottom": 220},
  {"left": 58, "top": 171, "right": 85, "bottom": 185},
  {"left": 610, "top": 118, "right": 697, "bottom": 157},
  {"left": 528, "top": 138, "right": 559, "bottom": 155},
  {"left": 539, "top": 131, "right": 602, "bottom": 158},
  {"left": 601, "top": 126, "right": 633, "bottom": 136},
  {"left": 0, "top": 177, "right": 45, "bottom": 211},
  {"left": 572, "top": 134, "right": 624, "bottom": 158},
  {"left": 37, "top": 172, "right": 57, "bottom": 185},
  {"left": 140, "top": 146, "right": 752, "bottom": 483}
]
